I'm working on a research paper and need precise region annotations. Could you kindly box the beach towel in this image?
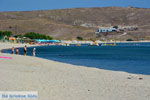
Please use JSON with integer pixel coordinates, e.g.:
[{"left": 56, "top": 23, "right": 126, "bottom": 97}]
[{"left": 0, "top": 56, "right": 12, "bottom": 59}]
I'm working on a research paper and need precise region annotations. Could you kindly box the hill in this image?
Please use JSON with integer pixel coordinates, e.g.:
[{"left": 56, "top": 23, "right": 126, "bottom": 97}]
[{"left": 0, "top": 7, "right": 150, "bottom": 40}]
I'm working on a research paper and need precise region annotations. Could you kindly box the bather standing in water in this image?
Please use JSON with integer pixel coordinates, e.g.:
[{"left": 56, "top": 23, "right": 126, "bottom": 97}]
[
  {"left": 24, "top": 45, "right": 27, "bottom": 55},
  {"left": 33, "top": 48, "right": 36, "bottom": 56},
  {"left": 11, "top": 47, "right": 15, "bottom": 54},
  {"left": 15, "top": 48, "right": 19, "bottom": 55}
]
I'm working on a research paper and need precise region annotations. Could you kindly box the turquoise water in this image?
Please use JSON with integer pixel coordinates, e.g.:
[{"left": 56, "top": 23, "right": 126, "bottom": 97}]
[{"left": 3, "top": 42, "right": 150, "bottom": 75}]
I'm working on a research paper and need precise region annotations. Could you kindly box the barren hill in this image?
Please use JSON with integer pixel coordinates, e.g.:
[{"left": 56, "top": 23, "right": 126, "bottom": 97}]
[{"left": 0, "top": 7, "right": 150, "bottom": 40}]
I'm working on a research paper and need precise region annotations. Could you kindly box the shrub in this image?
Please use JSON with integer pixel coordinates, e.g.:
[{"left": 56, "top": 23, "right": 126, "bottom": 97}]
[
  {"left": 76, "top": 36, "right": 83, "bottom": 40},
  {"left": 113, "top": 26, "right": 118, "bottom": 29},
  {"left": 126, "top": 39, "right": 134, "bottom": 41}
]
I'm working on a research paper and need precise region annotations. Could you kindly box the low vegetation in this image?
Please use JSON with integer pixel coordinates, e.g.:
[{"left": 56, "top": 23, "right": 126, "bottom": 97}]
[
  {"left": 126, "top": 39, "right": 134, "bottom": 41},
  {"left": 76, "top": 36, "right": 83, "bottom": 40},
  {"left": 0, "top": 31, "right": 53, "bottom": 40},
  {"left": 24, "top": 32, "right": 53, "bottom": 40}
]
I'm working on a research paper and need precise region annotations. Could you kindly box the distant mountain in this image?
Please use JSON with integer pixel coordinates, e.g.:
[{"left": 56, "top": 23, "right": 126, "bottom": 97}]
[{"left": 0, "top": 7, "right": 150, "bottom": 40}]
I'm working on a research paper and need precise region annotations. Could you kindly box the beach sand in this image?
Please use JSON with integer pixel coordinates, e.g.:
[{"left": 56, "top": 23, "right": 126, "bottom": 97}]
[{"left": 0, "top": 42, "right": 150, "bottom": 100}]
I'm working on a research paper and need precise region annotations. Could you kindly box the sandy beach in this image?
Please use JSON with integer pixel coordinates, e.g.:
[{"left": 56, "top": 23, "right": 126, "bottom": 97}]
[{"left": 0, "top": 42, "right": 150, "bottom": 100}]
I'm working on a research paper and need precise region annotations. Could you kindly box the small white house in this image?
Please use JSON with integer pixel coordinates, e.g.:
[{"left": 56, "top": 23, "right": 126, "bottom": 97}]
[{"left": 96, "top": 27, "right": 117, "bottom": 33}]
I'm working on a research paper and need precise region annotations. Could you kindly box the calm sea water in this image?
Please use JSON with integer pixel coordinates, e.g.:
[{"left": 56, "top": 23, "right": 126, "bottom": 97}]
[{"left": 3, "top": 42, "right": 150, "bottom": 75}]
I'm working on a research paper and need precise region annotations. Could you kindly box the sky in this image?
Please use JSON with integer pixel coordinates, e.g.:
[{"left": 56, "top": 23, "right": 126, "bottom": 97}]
[{"left": 0, "top": 0, "right": 150, "bottom": 11}]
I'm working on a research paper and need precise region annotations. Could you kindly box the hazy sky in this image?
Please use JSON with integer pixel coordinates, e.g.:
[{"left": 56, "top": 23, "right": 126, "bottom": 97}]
[{"left": 0, "top": 0, "right": 150, "bottom": 11}]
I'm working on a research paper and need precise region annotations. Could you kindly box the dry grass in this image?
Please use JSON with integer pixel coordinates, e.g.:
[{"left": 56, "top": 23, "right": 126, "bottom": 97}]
[{"left": 0, "top": 7, "right": 150, "bottom": 40}]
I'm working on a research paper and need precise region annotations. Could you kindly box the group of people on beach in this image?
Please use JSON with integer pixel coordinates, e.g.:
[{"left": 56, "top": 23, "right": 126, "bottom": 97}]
[{"left": 11, "top": 45, "right": 36, "bottom": 56}]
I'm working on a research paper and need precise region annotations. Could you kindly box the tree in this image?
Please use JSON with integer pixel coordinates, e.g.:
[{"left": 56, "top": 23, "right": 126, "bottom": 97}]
[
  {"left": 0, "top": 31, "right": 13, "bottom": 40},
  {"left": 3, "top": 31, "right": 12, "bottom": 37},
  {"left": 0, "top": 31, "right": 4, "bottom": 39}
]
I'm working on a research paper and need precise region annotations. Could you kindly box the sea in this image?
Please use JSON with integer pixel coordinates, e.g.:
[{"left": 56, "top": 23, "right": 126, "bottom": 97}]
[{"left": 3, "top": 42, "right": 150, "bottom": 75}]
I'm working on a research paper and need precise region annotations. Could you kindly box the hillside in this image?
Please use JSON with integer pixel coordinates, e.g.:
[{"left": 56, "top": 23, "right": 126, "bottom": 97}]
[{"left": 0, "top": 7, "right": 150, "bottom": 40}]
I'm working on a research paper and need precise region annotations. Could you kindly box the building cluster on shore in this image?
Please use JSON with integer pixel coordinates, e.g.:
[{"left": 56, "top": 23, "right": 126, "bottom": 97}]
[{"left": 95, "top": 25, "right": 138, "bottom": 34}]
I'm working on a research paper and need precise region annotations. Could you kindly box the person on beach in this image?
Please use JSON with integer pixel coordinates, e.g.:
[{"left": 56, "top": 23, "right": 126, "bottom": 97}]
[
  {"left": 24, "top": 45, "right": 27, "bottom": 55},
  {"left": 11, "top": 47, "right": 15, "bottom": 54},
  {"left": 33, "top": 48, "right": 36, "bottom": 56},
  {"left": 15, "top": 48, "right": 19, "bottom": 55}
]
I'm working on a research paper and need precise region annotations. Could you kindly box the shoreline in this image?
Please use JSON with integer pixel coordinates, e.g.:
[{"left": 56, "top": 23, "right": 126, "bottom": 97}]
[
  {"left": 106, "top": 40, "right": 150, "bottom": 43},
  {"left": 0, "top": 42, "right": 150, "bottom": 100}
]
